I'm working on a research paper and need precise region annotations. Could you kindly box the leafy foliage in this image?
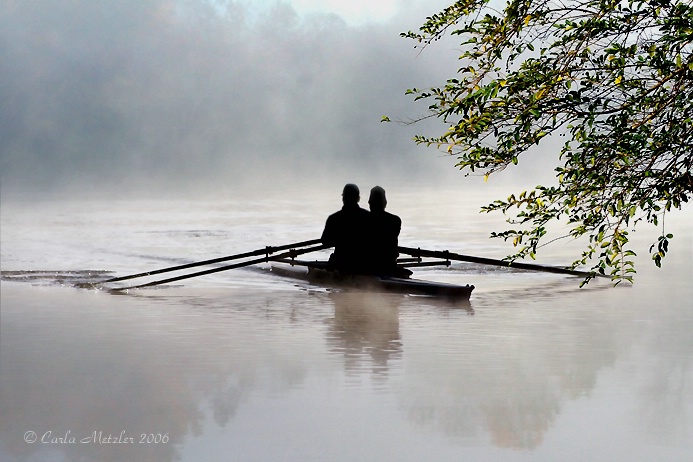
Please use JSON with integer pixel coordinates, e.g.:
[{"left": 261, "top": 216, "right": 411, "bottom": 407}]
[{"left": 400, "top": 0, "right": 693, "bottom": 284}]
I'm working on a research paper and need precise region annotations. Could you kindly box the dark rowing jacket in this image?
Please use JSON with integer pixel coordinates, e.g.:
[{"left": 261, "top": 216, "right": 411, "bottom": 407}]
[
  {"left": 368, "top": 210, "right": 401, "bottom": 275},
  {"left": 321, "top": 204, "right": 371, "bottom": 274}
]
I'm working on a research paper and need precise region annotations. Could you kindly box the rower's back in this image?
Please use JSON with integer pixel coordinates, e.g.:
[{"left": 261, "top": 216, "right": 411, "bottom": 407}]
[
  {"left": 321, "top": 184, "right": 370, "bottom": 274},
  {"left": 367, "top": 186, "right": 404, "bottom": 277}
]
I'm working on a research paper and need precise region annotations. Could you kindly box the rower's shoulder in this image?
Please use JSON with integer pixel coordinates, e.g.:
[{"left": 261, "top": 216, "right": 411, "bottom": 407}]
[{"left": 384, "top": 211, "right": 401, "bottom": 225}]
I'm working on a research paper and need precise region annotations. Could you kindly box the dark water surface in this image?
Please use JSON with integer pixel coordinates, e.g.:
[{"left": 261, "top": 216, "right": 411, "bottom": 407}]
[{"left": 1, "top": 193, "right": 692, "bottom": 461}]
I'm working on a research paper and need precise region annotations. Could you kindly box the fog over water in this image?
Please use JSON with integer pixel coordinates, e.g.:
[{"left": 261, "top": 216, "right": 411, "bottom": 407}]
[
  {"left": 1, "top": 0, "right": 471, "bottom": 200},
  {"left": 2, "top": 3, "right": 693, "bottom": 461},
  {"left": 1, "top": 194, "right": 692, "bottom": 462}
]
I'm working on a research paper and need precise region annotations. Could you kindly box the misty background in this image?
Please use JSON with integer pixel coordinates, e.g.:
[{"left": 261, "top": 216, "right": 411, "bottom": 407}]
[{"left": 0, "top": 0, "right": 475, "bottom": 200}]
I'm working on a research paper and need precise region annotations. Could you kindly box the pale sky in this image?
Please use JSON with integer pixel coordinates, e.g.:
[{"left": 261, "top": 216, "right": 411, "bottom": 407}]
[{"left": 250, "top": 0, "right": 399, "bottom": 24}]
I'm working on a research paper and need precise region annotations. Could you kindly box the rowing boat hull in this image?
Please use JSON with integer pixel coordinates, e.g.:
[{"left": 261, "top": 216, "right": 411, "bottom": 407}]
[{"left": 270, "top": 263, "right": 474, "bottom": 300}]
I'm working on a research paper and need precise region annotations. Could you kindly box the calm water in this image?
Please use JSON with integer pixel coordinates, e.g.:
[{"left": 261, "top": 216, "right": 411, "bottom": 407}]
[{"left": 1, "top": 187, "right": 692, "bottom": 461}]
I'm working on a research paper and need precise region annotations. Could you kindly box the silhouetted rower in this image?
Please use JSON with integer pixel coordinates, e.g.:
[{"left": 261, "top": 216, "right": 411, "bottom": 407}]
[
  {"left": 367, "top": 186, "right": 410, "bottom": 277},
  {"left": 321, "top": 184, "right": 370, "bottom": 274}
]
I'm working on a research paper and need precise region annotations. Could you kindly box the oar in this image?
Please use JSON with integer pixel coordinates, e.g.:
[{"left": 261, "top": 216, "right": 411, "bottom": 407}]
[
  {"left": 110, "top": 244, "right": 328, "bottom": 290},
  {"left": 400, "top": 260, "right": 451, "bottom": 269},
  {"left": 271, "top": 257, "right": 451, "bottom": 271},
  {"left": 97, "top": 239, "right": 322, "bottom": 284},
  {"left": 271, "top": 258, "right": 329, "bottom": 269},
  {"left": 398, "top": 246, "right": 609, "bottom": 278}
]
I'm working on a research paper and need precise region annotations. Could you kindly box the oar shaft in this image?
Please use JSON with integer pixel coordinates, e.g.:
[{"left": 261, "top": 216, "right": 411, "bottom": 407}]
[
  {"left": 400, "top": 260, "right": 451, "bottom": 268},
  {"left": 398, "top": 246, "right": 607, "bottom": 278},
  {"left": 112, "top": 244, "right": 327, "bottom": 290},
  {"left": 271, "top": 258, "right": 328, "bottom": 269},
  {"left": 100, "top": 238, "right": 322, "bottom": 284}
]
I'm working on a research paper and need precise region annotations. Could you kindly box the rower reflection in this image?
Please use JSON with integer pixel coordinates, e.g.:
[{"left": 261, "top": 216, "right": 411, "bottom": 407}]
[{"left": 325, "top": 292, "right": 402, "bottom": 382}]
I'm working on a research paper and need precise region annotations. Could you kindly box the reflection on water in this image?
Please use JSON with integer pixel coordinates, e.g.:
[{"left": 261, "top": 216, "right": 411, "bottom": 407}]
[
  {"left": 1, "top": 196, "right": 692, "bottom": 461},
  {"left": 400, "top": 300, "right": 620, "bottom": 450},
  {"left": 2, "top": 275, "right": 692, "bottom": 462},
  {"left": 326, "top": 292, "right": 402, "bottom": 385}
]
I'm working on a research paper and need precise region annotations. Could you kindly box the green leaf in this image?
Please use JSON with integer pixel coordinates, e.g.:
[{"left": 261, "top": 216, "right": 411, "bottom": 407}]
[{"left": 401, "top": 0, "right": 692, "bottom": 285}]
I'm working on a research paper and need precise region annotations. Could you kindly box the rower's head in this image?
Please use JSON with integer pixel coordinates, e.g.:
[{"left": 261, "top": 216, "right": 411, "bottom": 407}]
[
  {"left": 368, "top": 186, "right": 387, "bottom": 212},
  {"left": 342, "top": 183, "right": 360, "bottom": 206}
]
